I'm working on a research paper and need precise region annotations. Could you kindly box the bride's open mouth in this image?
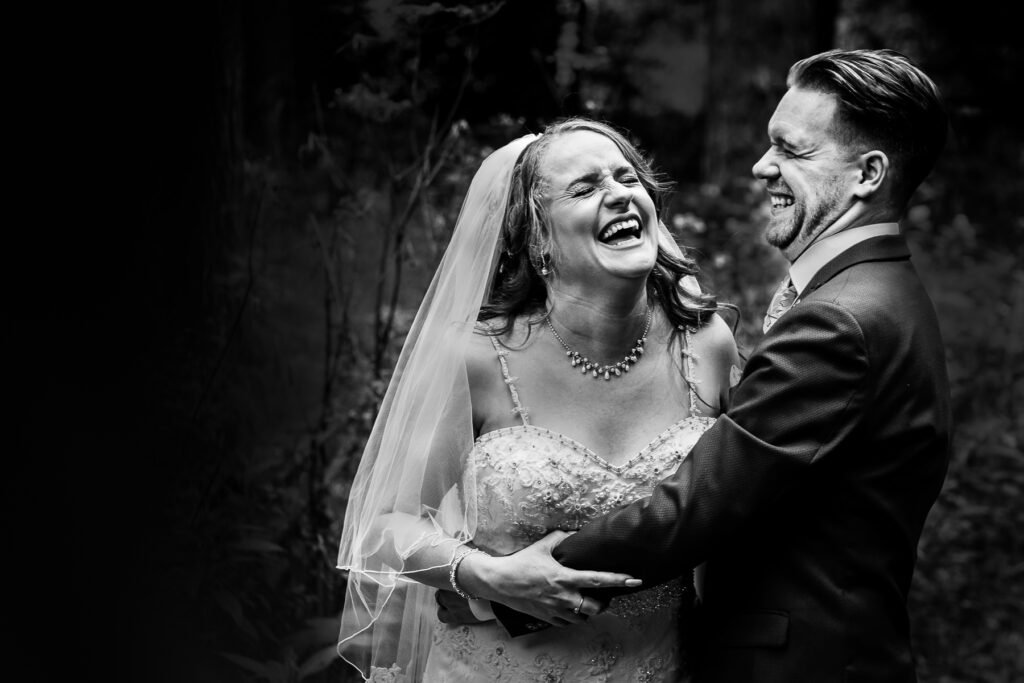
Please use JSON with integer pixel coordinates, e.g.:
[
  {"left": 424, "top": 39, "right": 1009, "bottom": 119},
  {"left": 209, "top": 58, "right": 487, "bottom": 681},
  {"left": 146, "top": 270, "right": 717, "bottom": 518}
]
[{"left": 598, "top": 216, "right": 643, "bottom": 247}]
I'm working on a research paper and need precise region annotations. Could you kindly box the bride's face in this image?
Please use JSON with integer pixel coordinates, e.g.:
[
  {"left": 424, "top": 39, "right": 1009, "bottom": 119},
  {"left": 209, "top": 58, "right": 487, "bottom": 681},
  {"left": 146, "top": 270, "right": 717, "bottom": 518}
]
[{"left": 540, "top": 131, "right": 659, "bottom": 288}]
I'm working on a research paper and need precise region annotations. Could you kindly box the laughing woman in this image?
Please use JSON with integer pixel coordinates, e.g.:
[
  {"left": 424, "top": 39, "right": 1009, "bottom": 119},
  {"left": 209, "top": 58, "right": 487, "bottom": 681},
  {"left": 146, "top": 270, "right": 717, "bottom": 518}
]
[{"left": 337, "top": 118, "right": 740, "bottom": 682}]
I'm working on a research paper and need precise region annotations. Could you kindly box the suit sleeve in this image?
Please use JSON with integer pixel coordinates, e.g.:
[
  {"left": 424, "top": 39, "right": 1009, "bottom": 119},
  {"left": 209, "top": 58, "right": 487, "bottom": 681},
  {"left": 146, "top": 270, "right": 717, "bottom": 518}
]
[{"left": 495, "top": 301, "right": 869, "bottom": 634}]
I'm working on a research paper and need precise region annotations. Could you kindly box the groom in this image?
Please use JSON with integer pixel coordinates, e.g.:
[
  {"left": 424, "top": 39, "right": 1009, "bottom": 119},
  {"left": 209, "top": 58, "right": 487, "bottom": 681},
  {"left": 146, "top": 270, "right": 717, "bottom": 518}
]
[{"left": 450, "top": 48, "right": 952, "bottom": 681}]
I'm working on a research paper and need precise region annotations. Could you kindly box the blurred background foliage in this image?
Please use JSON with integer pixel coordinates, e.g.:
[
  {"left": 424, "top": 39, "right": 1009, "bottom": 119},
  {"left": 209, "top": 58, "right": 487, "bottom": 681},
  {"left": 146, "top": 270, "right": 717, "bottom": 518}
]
[{"left": 20, "top": 1, "right": 1020, "bottom": 681}]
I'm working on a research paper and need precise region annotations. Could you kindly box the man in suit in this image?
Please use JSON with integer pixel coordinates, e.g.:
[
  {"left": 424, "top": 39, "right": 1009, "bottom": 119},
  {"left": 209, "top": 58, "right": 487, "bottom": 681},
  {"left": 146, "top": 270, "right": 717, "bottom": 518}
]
[{"left": 451, "top": 48, "right": 952, "bottom": 681}]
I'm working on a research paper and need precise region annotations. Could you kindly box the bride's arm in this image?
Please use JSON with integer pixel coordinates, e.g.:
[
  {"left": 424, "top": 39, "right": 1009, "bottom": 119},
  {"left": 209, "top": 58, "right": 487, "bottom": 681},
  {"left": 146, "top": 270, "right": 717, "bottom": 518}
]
[
  {"left": 343, "top": 332, "right": 484, "bottom": 593},
  {"left": 377, "top": 513, "right": 640, "bottom": 626}
]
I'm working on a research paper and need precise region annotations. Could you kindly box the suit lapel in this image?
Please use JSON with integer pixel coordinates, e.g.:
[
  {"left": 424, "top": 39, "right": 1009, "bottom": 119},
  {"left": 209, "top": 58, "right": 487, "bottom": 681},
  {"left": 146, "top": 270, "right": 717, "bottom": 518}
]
[{"left": 801, "top": 234, "right": 911, "bottom": 298}]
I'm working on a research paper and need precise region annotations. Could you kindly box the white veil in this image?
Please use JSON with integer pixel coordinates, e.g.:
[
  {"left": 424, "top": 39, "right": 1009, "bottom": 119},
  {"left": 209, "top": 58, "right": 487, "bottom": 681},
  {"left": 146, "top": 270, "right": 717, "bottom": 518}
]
[{"left": 336, "top": 133, "right": 540, "bottom": 681}]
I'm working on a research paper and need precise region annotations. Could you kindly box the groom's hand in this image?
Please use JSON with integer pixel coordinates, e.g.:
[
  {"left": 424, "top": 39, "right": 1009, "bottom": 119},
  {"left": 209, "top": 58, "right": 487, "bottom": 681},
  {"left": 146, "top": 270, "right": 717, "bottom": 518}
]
[{"left": 456, "top": 530, "right": 641, "bottom": 627}]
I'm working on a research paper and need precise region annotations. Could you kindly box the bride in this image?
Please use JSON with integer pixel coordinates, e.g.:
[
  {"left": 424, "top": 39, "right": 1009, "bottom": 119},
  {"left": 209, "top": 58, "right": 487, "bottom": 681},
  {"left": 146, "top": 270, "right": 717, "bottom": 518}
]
[{"left": 337, "top": 118, "right": 739, "bottom": 682}]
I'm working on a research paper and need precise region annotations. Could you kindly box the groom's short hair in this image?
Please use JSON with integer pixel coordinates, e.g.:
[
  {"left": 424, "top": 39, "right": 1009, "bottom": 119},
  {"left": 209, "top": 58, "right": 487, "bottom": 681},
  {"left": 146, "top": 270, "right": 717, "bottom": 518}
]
[{"left": 787, "top": 48, "right": 948, "bottom": 203}]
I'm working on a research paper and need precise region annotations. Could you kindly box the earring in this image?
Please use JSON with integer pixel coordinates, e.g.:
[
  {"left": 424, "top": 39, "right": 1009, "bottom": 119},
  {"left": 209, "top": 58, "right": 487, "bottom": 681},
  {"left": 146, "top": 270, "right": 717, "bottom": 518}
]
[{"left": 534, "top": 251, "right": 552, "bottom": 276}]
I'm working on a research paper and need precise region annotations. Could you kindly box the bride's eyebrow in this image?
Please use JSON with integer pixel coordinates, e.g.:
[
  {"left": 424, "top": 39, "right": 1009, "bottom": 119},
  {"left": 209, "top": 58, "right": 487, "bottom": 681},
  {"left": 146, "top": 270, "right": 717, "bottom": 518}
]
[{"left": 566, "top": 170, "right": 600, "bottom": 187}]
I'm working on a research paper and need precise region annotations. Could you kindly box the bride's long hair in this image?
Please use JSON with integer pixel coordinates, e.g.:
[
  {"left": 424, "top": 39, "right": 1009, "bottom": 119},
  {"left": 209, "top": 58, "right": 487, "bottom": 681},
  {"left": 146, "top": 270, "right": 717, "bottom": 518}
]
[{"left": 480, "top": 117, "right": 719, "bottom": 337}]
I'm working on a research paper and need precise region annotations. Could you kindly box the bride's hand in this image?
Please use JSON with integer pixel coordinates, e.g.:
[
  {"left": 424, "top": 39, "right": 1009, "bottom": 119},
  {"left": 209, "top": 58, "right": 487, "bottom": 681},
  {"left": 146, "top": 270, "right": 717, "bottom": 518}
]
[{"left": 456, "top": 530, "right": 642, "bottom": 627}]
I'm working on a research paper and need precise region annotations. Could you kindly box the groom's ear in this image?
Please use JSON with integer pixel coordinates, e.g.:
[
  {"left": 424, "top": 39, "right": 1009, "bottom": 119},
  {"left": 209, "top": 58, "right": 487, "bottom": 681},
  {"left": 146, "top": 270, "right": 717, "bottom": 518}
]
[{"left": 852, "top": 150, "right": 889, "bottom": 199}]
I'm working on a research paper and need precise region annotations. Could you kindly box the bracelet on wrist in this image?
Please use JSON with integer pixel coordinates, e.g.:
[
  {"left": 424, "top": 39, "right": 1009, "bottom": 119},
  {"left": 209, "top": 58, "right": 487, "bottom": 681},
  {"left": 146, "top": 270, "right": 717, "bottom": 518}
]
[{"left": 449, "top": 546, "right": 486, "bottom": 600}]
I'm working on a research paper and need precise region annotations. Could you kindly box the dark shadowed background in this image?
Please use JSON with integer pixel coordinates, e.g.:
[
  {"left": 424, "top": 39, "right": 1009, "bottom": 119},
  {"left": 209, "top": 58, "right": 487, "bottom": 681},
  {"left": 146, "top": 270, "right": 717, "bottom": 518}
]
[{"left": 10, "top": 1, "right": 1022, "bottom": 681}]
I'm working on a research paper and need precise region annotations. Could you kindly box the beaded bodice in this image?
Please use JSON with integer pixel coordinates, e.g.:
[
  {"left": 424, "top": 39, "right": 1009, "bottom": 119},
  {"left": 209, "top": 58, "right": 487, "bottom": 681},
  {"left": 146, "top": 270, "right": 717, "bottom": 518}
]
[{"left": 468, "top": 418, "right": 713, "bottom": 555}]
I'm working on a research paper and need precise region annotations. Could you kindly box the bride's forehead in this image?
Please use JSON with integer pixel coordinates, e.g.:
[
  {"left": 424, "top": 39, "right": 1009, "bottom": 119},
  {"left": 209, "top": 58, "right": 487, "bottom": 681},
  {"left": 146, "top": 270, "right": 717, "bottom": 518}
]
[{"left": 540, "top": 131, "right": 627, "bottom": 179}]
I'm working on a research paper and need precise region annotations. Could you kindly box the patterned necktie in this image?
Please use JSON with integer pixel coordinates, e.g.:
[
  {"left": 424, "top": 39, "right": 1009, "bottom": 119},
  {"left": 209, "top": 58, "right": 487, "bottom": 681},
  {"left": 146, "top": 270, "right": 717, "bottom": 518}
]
[{"left": 762, "top": 277, "right": 798, "bottom": 333}]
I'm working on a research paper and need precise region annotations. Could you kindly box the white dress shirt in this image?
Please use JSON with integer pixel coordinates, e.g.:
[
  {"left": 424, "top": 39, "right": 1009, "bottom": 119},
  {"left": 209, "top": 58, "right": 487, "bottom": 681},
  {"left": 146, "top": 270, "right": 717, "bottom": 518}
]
[{"left": 788, "top": 223, "right": 900, "bottom": 297}]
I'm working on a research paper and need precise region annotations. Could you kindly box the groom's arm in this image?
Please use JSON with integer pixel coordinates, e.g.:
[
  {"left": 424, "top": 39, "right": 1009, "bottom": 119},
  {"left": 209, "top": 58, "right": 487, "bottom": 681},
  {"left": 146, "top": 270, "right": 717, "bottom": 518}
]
[{"left": 495, "top": 302, "right": 869, "bottom": 634}]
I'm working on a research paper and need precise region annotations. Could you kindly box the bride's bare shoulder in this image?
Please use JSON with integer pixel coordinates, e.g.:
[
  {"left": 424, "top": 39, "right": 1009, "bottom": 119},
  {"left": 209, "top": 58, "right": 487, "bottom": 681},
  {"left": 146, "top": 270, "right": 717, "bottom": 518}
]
[
  {"left": 693, "top": 312, "right": 736, "bottom": 352},
  {"left": 690, "top": 313, "right": 742, "bottom": 405},
  {"left": 465, "top": 316, "right": 530, "bottom": 431},
  {"left": 465, "top": 320, "right": 500, "bottom": 377},
  {"left": 466, "top": 315, "right": 540, "bottom": 391}
]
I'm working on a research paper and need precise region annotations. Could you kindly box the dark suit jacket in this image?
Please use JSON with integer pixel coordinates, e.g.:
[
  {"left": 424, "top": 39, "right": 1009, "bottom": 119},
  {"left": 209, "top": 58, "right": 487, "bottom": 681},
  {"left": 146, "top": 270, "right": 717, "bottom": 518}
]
[{"left": 496, "top": 234, "right": 951, "bottom": 683}]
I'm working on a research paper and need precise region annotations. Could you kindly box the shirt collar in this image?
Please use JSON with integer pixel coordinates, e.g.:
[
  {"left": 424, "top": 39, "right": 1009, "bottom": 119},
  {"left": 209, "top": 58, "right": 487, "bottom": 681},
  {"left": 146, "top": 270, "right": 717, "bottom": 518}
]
[{"left": 789, "top": 223, "right": 900, "bottom": 295}]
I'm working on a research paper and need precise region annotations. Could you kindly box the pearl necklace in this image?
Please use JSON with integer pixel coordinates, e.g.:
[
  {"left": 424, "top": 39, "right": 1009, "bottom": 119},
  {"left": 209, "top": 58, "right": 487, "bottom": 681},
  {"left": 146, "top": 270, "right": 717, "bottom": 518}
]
[{"left": 545, "top": 308, "right": 653, "bottom": 381}]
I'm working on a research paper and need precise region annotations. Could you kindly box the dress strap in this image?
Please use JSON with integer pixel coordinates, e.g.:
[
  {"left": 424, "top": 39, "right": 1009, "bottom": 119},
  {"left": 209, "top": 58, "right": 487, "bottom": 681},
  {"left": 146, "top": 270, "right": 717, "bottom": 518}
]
[
  {"left": 682, "top": 327, "right": 703, "bottom": 417},
  {"left": 487, "top": 335, "right": 530, "bottom": 426}
]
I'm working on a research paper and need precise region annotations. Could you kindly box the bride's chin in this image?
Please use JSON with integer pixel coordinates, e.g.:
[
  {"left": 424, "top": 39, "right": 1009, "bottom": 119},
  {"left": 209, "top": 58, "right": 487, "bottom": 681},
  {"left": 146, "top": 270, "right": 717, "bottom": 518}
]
[
  {"left": 601, "top": 261, "right": 658, "bottom": 282},
  {"left": 613, "top": 245, "right": 658, "bottom": 273}
]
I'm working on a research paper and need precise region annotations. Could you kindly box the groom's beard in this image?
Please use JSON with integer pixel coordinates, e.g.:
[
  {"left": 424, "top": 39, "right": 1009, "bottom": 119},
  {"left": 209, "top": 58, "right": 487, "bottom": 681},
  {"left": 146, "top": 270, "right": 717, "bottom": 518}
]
[{"left": 765, "top": 176, "right": 845, "bottom": 254}]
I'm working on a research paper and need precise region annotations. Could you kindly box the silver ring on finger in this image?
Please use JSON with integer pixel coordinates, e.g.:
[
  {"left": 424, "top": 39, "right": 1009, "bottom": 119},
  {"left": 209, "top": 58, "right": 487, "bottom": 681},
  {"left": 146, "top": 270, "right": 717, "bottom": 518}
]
[{"left": 572, "top": 596, "right": 585, "bottom": 615}]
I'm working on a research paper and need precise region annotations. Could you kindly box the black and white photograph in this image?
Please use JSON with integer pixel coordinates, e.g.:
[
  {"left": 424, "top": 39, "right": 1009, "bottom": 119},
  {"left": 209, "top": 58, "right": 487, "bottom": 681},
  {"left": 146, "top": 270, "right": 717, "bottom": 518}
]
[{"left": 12, "top": 1, "right": 1021, "bottom": 681}]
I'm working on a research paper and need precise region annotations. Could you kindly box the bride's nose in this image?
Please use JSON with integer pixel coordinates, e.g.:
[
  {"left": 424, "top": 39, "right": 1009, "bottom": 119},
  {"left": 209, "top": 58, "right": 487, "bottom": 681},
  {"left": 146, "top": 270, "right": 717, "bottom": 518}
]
[{"left": 603, "top": 179, "right": 632, "bottom": 208}]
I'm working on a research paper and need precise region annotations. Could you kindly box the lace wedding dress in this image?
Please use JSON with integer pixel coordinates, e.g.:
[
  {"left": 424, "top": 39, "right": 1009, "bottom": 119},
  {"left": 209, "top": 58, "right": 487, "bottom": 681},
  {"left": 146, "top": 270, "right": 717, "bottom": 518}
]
[{"left": 420, "top": 333, "right": 715, "bottom": 683}]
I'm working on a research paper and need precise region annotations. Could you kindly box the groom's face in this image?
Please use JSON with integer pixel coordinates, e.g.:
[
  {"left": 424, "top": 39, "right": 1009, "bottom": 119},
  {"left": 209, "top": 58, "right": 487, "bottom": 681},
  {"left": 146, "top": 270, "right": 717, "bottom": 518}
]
[{"left": 752, "top": 87, "right": 861, "bottom": 262}]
